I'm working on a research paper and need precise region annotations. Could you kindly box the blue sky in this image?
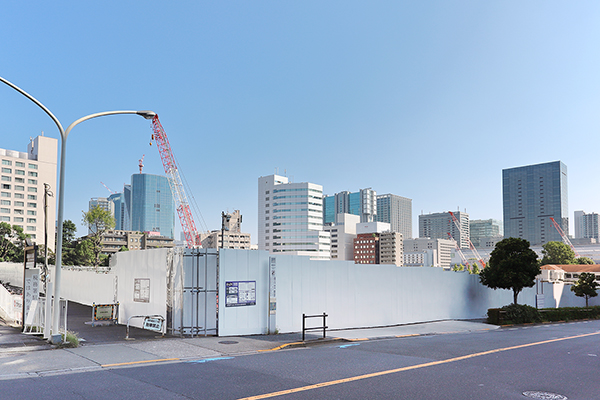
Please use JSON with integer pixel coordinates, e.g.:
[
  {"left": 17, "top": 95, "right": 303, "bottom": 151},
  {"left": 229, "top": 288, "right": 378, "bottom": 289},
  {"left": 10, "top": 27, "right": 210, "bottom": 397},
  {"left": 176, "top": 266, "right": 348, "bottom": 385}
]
[{"left": 1, "top": 1, "right": 599, "bottom": 241}]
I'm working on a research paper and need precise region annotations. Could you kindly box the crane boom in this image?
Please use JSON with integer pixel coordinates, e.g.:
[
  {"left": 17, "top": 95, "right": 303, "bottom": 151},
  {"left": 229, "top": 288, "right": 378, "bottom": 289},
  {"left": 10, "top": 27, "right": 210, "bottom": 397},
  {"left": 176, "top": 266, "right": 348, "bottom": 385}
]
[
  {"left": 150, "top": 115, "right": 200, "bottom": 248},
  {"left": 549, "top": 217, "right": 580, "bottom": 257},
  {"left": 448, "top": 211, "right": 486, "bottom": 269}
]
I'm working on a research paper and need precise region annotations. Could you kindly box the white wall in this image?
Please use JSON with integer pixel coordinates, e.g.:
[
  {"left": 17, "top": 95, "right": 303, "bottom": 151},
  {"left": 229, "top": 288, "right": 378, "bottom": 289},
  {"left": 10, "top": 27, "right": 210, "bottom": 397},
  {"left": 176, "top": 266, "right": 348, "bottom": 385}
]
[{"left": 0, "top": 262, "right": 24, "bottom": 287}]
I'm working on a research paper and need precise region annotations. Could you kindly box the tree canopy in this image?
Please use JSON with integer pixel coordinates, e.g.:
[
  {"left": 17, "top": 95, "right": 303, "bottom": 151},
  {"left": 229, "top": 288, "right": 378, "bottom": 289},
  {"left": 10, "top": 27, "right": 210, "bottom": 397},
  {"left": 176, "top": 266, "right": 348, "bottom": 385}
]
[
  {"left": 82, "top": 206, "right": 115, "bottom": 269},
  {"left": 479, "top": 237, "right": 540, "bottom": 305},
  {"left": 0, "top": 222, "right": 29, "bottom": 262},
  {"left": 540, "top": 241, "right": 576, "bottom": 265},
  {"left": 570, "top": 272, "right": 598, "bottom": 307}
]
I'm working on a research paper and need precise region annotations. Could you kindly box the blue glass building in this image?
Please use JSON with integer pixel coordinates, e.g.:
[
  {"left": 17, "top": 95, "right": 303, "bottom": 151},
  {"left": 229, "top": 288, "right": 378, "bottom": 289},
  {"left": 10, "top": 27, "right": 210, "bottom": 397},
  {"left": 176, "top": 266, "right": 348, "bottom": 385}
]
[
  {"left": 502, "top": 161, "right": 568, "bottom": 245},
  {"left": 130, "top": 174, "right": 175, "bottom": 238}
]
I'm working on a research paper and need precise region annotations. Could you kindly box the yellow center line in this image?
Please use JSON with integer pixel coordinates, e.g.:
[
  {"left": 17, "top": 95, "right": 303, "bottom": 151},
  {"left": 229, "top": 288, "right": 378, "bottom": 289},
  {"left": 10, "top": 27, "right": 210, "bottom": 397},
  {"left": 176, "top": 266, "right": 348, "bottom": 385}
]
[
  {"left": 102, "top": 358, "right": 180, "bottom": 368},
  {"left": 238, "top": 331, "right": 600, "bottom": 400}
]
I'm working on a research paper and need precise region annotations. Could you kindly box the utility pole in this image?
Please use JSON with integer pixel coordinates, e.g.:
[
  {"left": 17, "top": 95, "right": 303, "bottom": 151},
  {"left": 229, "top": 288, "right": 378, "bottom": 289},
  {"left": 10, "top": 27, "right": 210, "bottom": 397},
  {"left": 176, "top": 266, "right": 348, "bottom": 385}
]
[{"left": 43, "top": 183, "right": 53, "bottom": 292}]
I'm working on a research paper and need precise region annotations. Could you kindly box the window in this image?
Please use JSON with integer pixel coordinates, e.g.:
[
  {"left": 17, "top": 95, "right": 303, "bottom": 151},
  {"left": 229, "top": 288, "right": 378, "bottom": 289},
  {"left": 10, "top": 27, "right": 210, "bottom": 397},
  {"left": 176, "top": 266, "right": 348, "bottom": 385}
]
[
  {"left": 15, "top": 170, "right": 25, "bottom": 176},
  {"left": 27, "top": 195, "right": 36, "bottom": 200},
  {"left": 1, "top": 184, "right": 10, "bottom": 190},
  {"left": 26, "top": 210, "right": 35, "bottom": 215},
  {"left": 1, "top": 176, "right": 10, "bottom": 182},
  {"left": 0, "top": 208, "right": 9, "bottom": 213},
  {"left": 15, "top": 162, "right": 24, "bottom": 167},
  {"left": 1, "top": 160, "right": 11, "bottom": 166},
  {"left": 14, "top": 209, "right": 24, "bottom": 215},
  {"left": 15, "top": 201, "right": 24, "bottom": 207},
  {"left": 0, "top": 216, "right": 9, "bottom": 222},
  {"left": 0, "top": 192, "right": 9, "bottom": 198},
  {"left": 14, "top": 217, "right": 23, "bottom": 223},
  {"left": 14, "top": 193, "right": 23, "bottom": 199},
  {"left": 1, "top": 200, "right": 10, "bottom": 206},
  {"left": 27, "top": 226, "right": 36, "bottom": 231},
  {"left": 28, "top": 171, "right": 38, "bottom": 177},
  {"left": 15, "top": 177, "right": 24, "bottom": 183},
  {"left": 28, "top": 164, "right": 38, "bottom": 169},
  {"left": 1, "top": 168, "right": 11, "bottom": 173},
  {"left": 15, "top": 185, "right": 24, "bottom": 191},
  {"left": 28, "top": 179, "right": 37, "bottom": 185},
  {"left": 28, "top": 187, "right": 37, "bottom": 193}
]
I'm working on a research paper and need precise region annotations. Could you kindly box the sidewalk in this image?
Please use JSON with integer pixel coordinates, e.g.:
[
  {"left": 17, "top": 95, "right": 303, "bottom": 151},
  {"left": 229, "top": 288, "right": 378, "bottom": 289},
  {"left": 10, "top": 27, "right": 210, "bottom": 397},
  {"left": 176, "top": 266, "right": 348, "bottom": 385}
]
[{"left": 0, "top": 304, "right": 498, "bottom": 380}]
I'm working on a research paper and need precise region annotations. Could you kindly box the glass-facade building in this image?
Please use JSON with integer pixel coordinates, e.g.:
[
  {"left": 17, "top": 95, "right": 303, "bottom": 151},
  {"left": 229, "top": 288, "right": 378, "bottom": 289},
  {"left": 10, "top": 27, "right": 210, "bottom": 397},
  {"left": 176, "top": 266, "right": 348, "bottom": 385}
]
[
  {"left": 323, "top": 189, "right": 376, "bottom": 224},
  {"left": 502, "top": 161, "right": 567, "bottom": 245},
  {"left": 130, "top": 174, "right": 175, "bottom": 238}
]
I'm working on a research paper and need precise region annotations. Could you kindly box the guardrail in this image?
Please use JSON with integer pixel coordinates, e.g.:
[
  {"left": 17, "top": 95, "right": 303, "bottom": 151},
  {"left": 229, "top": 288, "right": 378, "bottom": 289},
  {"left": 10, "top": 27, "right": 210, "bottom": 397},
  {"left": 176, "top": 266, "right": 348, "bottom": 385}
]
[{"left": 302, "top": 312, "right": 328, "bottom": 341}]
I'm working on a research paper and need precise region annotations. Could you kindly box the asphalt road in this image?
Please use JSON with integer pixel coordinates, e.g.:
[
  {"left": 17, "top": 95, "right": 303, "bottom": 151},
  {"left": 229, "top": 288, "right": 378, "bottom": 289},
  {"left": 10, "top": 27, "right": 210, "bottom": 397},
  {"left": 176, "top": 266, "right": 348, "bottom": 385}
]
[{"left": 1, "top": 320, "right": 599, "bottom": 400}]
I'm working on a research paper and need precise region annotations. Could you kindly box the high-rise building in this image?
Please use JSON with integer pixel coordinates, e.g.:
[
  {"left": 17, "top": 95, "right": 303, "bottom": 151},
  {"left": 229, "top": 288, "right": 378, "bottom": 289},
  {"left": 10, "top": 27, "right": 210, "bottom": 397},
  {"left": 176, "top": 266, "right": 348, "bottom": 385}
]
[
  {"left": 323, "top": 188, "right": 377, "bottom": 224},
  {"left": 108, "top": 192, "right": 128, "bottom": 231},
  {"left": 503, "top": 161, "right": 567, "bottom": 245},
  {"left": 323, "top": 213, "right": 360, "bottom": 261},
  {"left": 574, "top": 210, "right": 600, "bottom": 240},
  {"left": 258, "top": 174, "right": 330, "bottom": 260},
  {"left": 130, "top": 173, "right": 175, "bottom": 238},
  {"left": 470, "top": 219, "right": 503, "bottom": 248},
  {"left": 419, "top": 211, "right": 469, "bottom": 249},
  {"left": 376, "top": 193, "right": 412, "bottom": 239},
  {"left": 0, "top": 135, "right": 57, "bottom": 250}
]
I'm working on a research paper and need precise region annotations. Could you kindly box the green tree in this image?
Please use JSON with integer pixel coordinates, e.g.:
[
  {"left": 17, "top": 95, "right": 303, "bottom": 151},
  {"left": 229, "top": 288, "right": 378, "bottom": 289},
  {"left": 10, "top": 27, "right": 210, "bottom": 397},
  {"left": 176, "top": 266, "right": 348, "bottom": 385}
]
[
  {"left": 0, "top": 222, "right": 29, "bottom": 262},
  {"left": 570, "top": 272, "right": 598, "bottom": 307},
  {"left": 82, "top": 206, "right": 115, "bottom": 268},
  {"left": 575, "top": 257, "right": 594, "bottom": 265},
  {"left": 540, "top": 241, "right": 576, "bottom": 266},
  {"left": 479, "top": 237, "right": 540, "bottom": 305}
]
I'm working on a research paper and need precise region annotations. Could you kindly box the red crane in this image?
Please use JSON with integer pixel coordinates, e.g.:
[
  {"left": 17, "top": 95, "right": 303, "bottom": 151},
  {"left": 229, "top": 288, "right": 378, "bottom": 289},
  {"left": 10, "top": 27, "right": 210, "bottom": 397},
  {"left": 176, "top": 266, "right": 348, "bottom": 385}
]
[
  {"left": 150, "top": 115, "right": 200, "bottom": 248},
  {"left": 448, "top": 211, "right": 486, "bottom": 269},
  {"left": 549, "top": 217, "right": 580, "bottom": 257}
]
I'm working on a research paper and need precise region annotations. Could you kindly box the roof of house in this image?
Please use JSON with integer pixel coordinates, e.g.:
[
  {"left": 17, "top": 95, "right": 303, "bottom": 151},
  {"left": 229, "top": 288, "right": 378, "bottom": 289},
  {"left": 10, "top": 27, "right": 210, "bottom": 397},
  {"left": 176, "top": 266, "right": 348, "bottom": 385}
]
[{"left": 541, "top": 264, "right": 600, "bottom": 273}]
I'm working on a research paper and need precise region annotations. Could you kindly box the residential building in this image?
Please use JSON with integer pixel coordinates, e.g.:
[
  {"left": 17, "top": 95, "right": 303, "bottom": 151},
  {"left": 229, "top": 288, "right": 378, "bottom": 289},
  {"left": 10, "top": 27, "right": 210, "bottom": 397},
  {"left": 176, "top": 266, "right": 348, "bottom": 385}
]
[
  {"left": 323, "top": 188, "right": 377, "bottom": 224},
  {"left": 324, "top": 213, "right": 360, "bottom": 261},
  {"left": 98, "top": 229, "right": 174, "bottom": 255},
  {"left": 379, "top": 231, "right": 403, "bottom": 266},
  {"left": 0, "top": 135, "right": 57, "bottom": 250},
  {"left": 470, "top": 219, "right": 503, "bottom": 248},
  {"left": 130, "top": 173, "right": 175, "bottom": 239},
  {"left": 419, "top": 211, "right": 469, "bottom": 249},
  {"left": 376, "top": 193, "right": 412, "bottom": 239},
  {"left": 258, "top": 174, "right": 330, "bottom": 260},
  {"left": 574, "top": 211, "right": 600, "bottom": 240},
  {"left": 200, "top": 210, "right": 252, "bottom": 249},
  {"left": 404, "top": 249, "right": 437, "bottom": 268},
  {"left": 403, "top": 238, "right": 455, "bottom": 269},
  {"left": 354, "top": 233, "right": 380, "bottom": 264},
  {"left": 503, "top": 161, "right": 568, "bottom": 245}
]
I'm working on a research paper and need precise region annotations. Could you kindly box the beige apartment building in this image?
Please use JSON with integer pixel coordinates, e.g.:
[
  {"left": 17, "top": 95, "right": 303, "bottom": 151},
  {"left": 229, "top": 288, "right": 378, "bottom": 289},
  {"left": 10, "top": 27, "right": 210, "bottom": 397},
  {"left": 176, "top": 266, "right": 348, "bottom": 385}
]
[{"left": 1, "top": 135, "right": 58, "bottom": 251}]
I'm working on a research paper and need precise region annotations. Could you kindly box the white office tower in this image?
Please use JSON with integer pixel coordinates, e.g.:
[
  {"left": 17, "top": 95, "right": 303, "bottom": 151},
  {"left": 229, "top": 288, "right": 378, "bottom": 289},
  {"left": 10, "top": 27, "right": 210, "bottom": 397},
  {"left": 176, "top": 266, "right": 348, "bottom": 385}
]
[
  {"left": 258, "top": 174, "right": 330, "bottom": 260},
  {"left": 324, "top": 213, "right": 360, "bottom": 261},
  {"left": 574, "top": 210, "right": 600, "bottom": 240}
]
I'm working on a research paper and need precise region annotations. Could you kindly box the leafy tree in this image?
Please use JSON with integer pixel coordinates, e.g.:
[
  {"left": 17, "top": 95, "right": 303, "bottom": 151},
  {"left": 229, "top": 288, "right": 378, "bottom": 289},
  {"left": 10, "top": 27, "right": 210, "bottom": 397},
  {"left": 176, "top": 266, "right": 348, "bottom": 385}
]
[
  {"left": 81, "top": 206, "right": 115, "bottom": 269},
  {"left": 452, "top": 264, "right": 465, "bottom": 272},
  {"left": 479, "top": 237, "right": 540, "bottom": 305},
  {"left": 470, "top": 263, "right": 480, "bottom": 275},
  {"left": 570, "top": 272, "right": 598, "bottom": 307},
  {"left": 575, "top": 257, "right": 594, "bottom": 265},
  {"left": 0, "top": 222, "right": 29, "bottom": 262},
  {"left": 540, "top": 241, "right": 576, "bottom": 266},
  {"left": 58, "top": 220, "right": 79, "bottom": 266}
]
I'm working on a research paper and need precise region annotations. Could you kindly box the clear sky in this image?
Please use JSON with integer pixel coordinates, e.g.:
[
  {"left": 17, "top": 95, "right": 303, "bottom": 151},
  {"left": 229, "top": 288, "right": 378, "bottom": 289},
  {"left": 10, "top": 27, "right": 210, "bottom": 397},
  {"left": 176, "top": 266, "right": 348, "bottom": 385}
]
[{"left": 1, "top": 1, "right": 599, "bottom": 242}]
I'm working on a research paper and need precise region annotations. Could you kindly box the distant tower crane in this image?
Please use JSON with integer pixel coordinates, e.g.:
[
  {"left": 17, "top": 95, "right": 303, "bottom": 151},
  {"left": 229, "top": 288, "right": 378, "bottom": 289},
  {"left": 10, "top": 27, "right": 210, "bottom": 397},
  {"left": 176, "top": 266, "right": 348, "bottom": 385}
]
[
  {"left": 549, "top": 217, "right": 580, "bottom": 257},
  {"left": 150, "top": 116, "right": 200, "bottom": 248},
  {"left": 448, "top": 211, "right": 486, "bottom": 269},
  {"left": 100, "top": 182, "right": 116, "bottom": 195}
]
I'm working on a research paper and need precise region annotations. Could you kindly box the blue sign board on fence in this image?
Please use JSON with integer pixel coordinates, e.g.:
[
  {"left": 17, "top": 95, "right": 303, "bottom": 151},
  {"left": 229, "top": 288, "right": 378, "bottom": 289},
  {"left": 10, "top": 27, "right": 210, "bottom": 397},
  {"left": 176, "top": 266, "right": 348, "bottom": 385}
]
[{"left": 225, "top": 281, "right": 256, "bottom": 307}]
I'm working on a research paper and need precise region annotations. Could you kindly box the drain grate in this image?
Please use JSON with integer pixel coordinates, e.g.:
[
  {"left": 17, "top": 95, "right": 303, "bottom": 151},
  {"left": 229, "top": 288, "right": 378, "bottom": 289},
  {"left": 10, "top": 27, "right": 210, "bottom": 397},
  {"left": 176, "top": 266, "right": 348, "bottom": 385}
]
[
  {"left": 523, "top": 391, "right": 567, "bottom": 400},
  {"left": 219, "top": 340, "right": 239, "bottom": 345}
]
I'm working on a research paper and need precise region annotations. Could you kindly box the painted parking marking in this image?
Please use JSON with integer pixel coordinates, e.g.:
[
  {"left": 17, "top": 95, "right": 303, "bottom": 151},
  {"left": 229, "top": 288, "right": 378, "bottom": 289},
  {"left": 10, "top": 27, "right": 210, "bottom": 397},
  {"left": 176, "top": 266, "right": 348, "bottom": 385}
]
[
  {"left": 238, "top": 331, "right": 600, "bottom": 400},
  {"left": 188, "top": 357, "right": 234, "bottom": 364},
  {"left": 102, "top": 358, "right": 180, "bottom": 368}
]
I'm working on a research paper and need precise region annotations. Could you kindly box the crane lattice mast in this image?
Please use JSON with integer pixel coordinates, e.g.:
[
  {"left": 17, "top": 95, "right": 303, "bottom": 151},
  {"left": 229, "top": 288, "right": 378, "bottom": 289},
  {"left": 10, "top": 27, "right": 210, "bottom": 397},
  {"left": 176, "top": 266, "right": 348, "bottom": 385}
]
[
  {"left": 549, "top": 217, "right": 580, "bottom": 257},
  {"left": 448, "top": 211, "right": 486, "bottom": 269},
  {"left": 150, "top": 115, "right": 199, "bottom": 248}
]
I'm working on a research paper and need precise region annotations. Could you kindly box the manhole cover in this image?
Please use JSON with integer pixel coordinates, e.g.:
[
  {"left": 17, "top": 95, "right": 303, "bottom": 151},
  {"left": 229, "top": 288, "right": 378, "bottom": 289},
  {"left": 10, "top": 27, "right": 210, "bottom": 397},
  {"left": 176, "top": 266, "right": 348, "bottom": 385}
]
[
  {"left": 218, "top": 340, "right": 239, "bottom": 345},
  {"left": 523, "top": 391, "right": 567, "bottom": 400}
]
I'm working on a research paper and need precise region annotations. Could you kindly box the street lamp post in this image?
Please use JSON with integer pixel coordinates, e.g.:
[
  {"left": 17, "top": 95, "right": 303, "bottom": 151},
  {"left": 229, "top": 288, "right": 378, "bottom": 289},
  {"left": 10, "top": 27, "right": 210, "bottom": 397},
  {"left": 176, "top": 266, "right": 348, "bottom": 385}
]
[{"left": 0, "top": 76, "right": 155, "bottom": 343}]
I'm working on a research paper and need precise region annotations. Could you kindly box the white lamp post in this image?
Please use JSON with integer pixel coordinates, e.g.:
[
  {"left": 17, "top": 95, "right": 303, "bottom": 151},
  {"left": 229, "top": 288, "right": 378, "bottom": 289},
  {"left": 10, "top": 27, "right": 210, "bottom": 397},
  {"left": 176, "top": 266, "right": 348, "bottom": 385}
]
[{"left": 0, "top": 76, "right": 155, "bottom": 343}]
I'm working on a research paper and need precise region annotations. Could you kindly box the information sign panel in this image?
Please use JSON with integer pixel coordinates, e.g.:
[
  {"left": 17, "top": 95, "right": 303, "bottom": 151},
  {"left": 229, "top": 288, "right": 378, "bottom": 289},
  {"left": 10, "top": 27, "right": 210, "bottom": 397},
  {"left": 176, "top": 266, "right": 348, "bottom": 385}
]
[{"left": 225, "top": 281, "right": 256, "bottom": 307}]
